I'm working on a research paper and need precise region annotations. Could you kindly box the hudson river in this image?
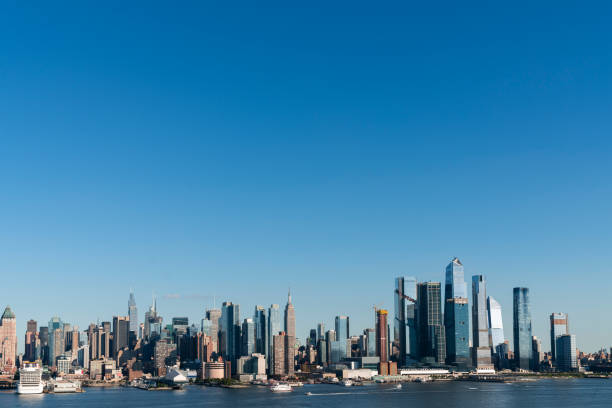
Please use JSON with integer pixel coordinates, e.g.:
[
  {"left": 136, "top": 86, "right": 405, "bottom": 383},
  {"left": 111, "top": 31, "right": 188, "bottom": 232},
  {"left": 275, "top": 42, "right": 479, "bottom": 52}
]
[{"left": 4, "top": 379, "right": 611, "bottom": 407}]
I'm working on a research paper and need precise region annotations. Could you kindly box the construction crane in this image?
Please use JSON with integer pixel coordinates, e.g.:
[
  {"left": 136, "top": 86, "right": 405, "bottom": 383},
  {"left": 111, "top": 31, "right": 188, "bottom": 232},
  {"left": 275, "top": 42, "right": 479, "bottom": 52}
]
[{"left": 395, "top": 289, "right": 417, "bottom": 304}]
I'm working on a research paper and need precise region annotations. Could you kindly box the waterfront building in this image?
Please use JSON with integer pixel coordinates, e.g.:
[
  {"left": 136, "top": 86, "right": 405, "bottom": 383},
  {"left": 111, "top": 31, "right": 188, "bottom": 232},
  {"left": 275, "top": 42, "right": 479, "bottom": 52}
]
[
  {"left": 550, "top": 313, "right": 569, "bottom": 362},
  {"left": 128, "top": 291, "right": 138, "bottom": 337},
  {"left": 0, "top": 306, "right": 17, "bottom": 371},
  {"left": 253, "top": 306, "right": 267, "bottom": 355},
  {"left": 444, "top": 259, "right": 469, "bottom": 367},
  {"left": 556, "top": 334, "right": 577, "bottom": 372},
  {"left": 376, "top": 309, "right": 389, "bottom": 363},
  {"left": 472, "top": 275, "right": 492, "bottom": 368},
  {"left": 241, "top": 318, "right": 256, "bottom": 356},
  {"left": 416, "top": 282, "right": 445, "bottom": 363},
  {"left": 267, "top": 304, "right": 281, "bottom": 371},
  {"left": 394, "top": 276, "right": 417, "bottom": 367},
  {"left": 513, "top": 287, "right": 533, "bottom": 370}
]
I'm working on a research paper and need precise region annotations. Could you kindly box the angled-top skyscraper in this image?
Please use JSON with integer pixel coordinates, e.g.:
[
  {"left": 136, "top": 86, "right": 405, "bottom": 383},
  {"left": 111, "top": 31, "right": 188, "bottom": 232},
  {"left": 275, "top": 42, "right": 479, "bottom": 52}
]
[
  {"left": 444, "top": 258, "right": 469, "bottom": 367},
  {"left": 472, "top": 275, "right": 492, "bottom": 368},
  {"left": 394, "top": 276, "right": 417, "bottom": 367},
  {"left": 128, "top": 290, "right": 138, "bottom": 337}
]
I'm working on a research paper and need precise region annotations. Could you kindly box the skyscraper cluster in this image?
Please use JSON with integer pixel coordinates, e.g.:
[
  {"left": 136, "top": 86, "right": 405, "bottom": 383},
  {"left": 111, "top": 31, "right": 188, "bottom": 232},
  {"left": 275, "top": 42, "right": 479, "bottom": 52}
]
[{"left": 0, "top": 258, "right": 583, "bottom": 380}]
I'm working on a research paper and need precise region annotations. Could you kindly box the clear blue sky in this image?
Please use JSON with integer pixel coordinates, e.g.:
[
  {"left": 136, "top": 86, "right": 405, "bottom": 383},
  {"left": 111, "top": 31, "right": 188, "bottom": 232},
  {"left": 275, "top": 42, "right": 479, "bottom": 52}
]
[{"left": 1, "top": 1, "right": 611, "bottom": 353}]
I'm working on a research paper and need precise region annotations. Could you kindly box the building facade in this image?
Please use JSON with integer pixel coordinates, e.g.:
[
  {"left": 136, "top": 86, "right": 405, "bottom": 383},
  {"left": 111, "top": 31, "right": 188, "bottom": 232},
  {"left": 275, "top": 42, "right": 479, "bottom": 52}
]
[
  {"left": 444, "top": 259, "right": 469, "bottom": 367},
  {"left": 549, "top": 313, "right": 569, "bottom": 362},
  {"left": 513, "top": 287, "right": 533, "bottom": 370},
  {"left": 472, "top": 275, "right": 492, "bottom": 368}
]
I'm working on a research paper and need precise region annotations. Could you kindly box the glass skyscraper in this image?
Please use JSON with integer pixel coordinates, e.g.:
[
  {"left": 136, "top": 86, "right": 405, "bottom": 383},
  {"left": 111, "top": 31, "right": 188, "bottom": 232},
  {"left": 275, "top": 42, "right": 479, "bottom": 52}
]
[
  {"left": 394, "top": 276, "right": 417, "bottom": 367},
  {"left": 241, "top": 318, "right": 256, "bottom": 356},
  {"left": 487, "top": 296, "right": 505, "bottom": 349},
  {"left": 513, "top": 287, "right": 533, "bottom": 370},
  {"left": 335, "top": 315, "right": 349, "bottom": 340},
  {"left": 550, "top": 312, "right": 569, "bottom": 362},
  {"left": 128, "top": 291, "right": 138, "bottom": 337},
  {"left": 416, "top": 282, "right": 445, "bottom": 363},
  {"left": 472, "top": 275, "right": 492, "bottom": 367},
  {"left": 220, "top": 302, "right": 241, "bottom": 367},
  {"left": 48, "top": 316, "right": 64, "bottom": 368},
  {"left": 267, "top": 304, "right": 281, "bottom": 370},
  {"left": 444, "top": 259, "right": 469, "bottom": 367},
  {"left": 555, "top": 334, "right": 577, "bottom": 372},
  {"left": 253, "top": 306, "right": 267, "bottom": 355}
]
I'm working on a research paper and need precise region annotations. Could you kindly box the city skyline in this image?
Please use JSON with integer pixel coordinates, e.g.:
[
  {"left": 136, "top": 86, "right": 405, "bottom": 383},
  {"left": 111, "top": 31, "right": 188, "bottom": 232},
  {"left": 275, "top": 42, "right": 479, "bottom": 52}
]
[
  {"left": 1, "top": 2, "right": 611, "bottom": 356},
  {"left": 1, "top": 254, "right": 605, "bottom": 356}
]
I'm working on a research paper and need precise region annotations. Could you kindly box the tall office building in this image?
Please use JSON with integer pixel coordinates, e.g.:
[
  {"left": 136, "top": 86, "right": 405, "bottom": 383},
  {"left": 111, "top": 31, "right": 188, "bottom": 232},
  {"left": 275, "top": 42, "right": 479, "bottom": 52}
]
[
  {"left": 335, "top": 316, "right": 349, "bottom": 340},
  {"left": 472, "top": 275, "right": 492, "bottom": 367},
  {"left": 241, "top": 318, "right": 256, "bottom": 356},
  {"left": 556, "top": 334, "right": 577, "bottom": 372},
  {"left": 532, "top": 336, "right": 543, "bottom": 370},
  {"left": 416, "top": 282, "right": 445, "bottom": 363},
  {"left": 364, "top": 328, "right": 377, "bottom": 357},
  {"left": 394, "top": 276, "right": 417, "bottom": 367},
  {"left": 48, "top": 316, "right": 64, "bottom": 368},
  {"left": 317, "top": 323, "right": 325, "bottom": 341},
  {"left": 283, "top": 291, "right": 296, "bottom": 373},
  {"left": 39, "top": 326, "right": 49, "bottom": 365},
  {"left": 376, "top": 309, "right": 389, "bottom": 363},
  {"left": 550, "top": 313, "right": 569, "bottom": 362},
  {"left": 0, "top": 306, "right": 17, "bottom": 371},
  {"left": 113, "top": 316, "right": 130, "bottom": 358},
  {"left": 25, "top": 319, "right": 38, "bottom": 362},
  {"left": 144, "top": 294, "right": 162, "bottom": 340},
  {"left": 325, "top": 330, "right": 336, "bottom": 364},
  {"left": 128, "top": 291, "right": 138, "bottom": 337},
  {"left": 253, "top": 306, "right": 267, "bottom": 355},
  {"left": 445, "top": 298, "right": 469, "bottom": 367},
  {"left": 487, "top": 297, "right": 505, "bottom": 349},
  {"left": 220, "top": 302, "right": 241, "bottom": 368},
  {"left": 205, "top": 308, "right": 221, "bottom": 353},
  {"left": 444, "top": 259, "right": 469, "bottom": 367},
  {"left": 267, "top": 304, "right": 281, "bottom": 371},
  {"left": 513, "top": 287, "right": 533, "bottom": 370},
  {"left": 284, "top": 290, "right": 295, "bottom": 337}
]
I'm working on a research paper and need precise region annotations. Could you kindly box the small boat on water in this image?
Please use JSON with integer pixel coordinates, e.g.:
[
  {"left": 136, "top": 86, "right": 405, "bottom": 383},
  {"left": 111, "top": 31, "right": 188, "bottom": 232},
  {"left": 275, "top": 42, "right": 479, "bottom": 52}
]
[
  {"left": 395, "top": 384, "right": 402, "bottom": 390},
  {"left": 270, "top": 383, "right": 292, "bottom": 392},
  {"left": 341, "top": 379, "right": 353, "bottom": 387},
  {"left": 305, "top": 391, "right": 313, "bottom": 396}
]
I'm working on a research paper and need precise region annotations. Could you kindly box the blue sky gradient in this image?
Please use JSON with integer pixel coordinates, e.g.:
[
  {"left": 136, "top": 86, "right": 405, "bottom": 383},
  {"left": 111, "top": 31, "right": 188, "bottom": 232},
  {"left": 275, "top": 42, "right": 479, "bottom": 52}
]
[{"left": 1, "top": 1, "right": 611, "bottom": 352}]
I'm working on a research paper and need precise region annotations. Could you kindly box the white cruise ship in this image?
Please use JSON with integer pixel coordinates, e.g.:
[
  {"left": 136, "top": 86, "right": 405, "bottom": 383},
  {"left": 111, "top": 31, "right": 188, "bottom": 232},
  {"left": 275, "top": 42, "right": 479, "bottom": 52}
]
[{"left": 17, "top": 362, "right": 44, "bottom": 394}]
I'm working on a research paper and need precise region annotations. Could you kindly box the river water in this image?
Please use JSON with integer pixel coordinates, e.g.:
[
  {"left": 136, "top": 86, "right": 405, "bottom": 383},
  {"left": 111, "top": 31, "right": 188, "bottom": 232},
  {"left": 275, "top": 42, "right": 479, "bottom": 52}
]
[{"left": 3, "top": 378, "right": 611, "bottom": 407}]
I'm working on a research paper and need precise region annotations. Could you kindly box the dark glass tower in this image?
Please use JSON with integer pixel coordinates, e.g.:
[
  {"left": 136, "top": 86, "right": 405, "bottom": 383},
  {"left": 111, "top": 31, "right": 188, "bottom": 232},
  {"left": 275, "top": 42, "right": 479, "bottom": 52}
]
[{"left": 513, "top": 287, "right": 532, "bottom": 370}]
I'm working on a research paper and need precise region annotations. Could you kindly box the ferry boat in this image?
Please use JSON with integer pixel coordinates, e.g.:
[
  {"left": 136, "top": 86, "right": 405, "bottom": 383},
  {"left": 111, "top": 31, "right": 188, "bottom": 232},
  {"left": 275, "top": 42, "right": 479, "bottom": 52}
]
[
  {"left": 48, "top": 379, "right": 81, "bottom": 393},
  {"left": 17, "top": 362, "right": 44, "bottom": 394},
  {"left": 270, "top": 383, "right": 292, "bottom": 392}
]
